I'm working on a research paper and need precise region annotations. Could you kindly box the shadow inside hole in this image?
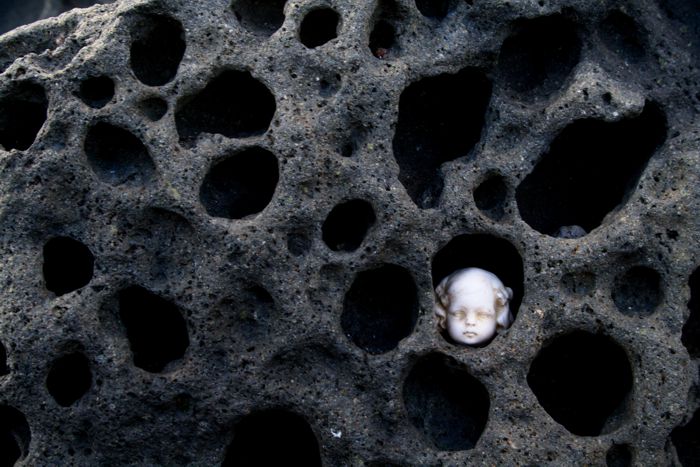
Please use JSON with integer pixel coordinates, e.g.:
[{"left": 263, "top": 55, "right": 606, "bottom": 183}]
[
  {"left": 46, "top": 351, "right": 92, "bottom": 407},
  {"left": 527, "top": 330, "right": 633, "bottom": 436},
  {"left": 515, "top": 102, "right": 667, "bottom": 236},
  {"left": 43, "top": 236, "right": 94, "bottom": 296},
  {"left": 415, "top": 0, "right": 451, "bottom": 19},
  {"left": 118, "top": 286, "right": 189, "bottom": 373},
  {"left": 671, "top": 406, "right": 700, "bottom": 466},
  {"left": 299, "top": 7, "right": 339, "bottom": 48},
  {"left": 287, "top": 231, "right": 312, "bottom": 256},
  {"left": 403, "top": 353, "right": 489, "bottom": 451},
  {"left": 129, "top": 14, "right": 185, "bottom": 86},
  {"left": 342, "top": 264, "right": 418, "bottom": 354},
  {"left": 0, "top": 341, "right": 7, "bottom": 376},
  {"left": 599, "top": 10, "right": 646, "bottom": 63},
  {"left": 77, "top": 76, "right": 114, "bottom": 109},
  {"left": 681, "top": 267, "right": 700, "bottom": 358},
  {"left": 606, "top": 443, "right": 633, "bottom": 467},
  {"left": 222, "top": 409, "right": 321, "bottom": 466},
  {"left": 0, "top": 81, "right": 48, "bottom": 151},
  {"left": 0, "top": 405, "right": 30, "bottom": 466},
  {"left": 611, "top": 266, "right": 662, "bottom": 317},
  {"left": 473, "top": 174, "right": 508, "bottom": 221},
  {"left": 370, "top": 0, "right": 402, "bottom": 58},
  {"left": 232, "top": 0, "right": 287, "bottom": 36},
  {"left": 138, "top": 97, "right": 168, "bottom": 122},
  {"left": 322, "top": 199, "right": 376, "bottom": 252}
]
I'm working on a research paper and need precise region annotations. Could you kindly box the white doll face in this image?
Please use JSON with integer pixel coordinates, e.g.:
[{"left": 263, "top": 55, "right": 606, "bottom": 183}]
[{"left": 444, "top": 303, "right": 498, "bottom": 345}]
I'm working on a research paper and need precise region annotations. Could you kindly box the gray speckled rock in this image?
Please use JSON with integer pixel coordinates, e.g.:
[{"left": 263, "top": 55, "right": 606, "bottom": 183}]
[{"left": 0, "top": 0, "right": 699, "bottom": 465}]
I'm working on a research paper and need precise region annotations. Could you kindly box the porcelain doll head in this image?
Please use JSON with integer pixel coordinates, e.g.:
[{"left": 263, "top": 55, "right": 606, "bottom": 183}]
[{"left": 434, "top": 268, "right": 513, "bottom": 345}]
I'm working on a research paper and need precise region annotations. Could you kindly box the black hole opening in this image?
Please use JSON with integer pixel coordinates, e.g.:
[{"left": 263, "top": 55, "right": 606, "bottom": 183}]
[
  {"left": 0, "top": 341, "right": 7, "bottom": 376},
  {"left": 474, "top": 174, "right": 508, "bottom": 221},
  {"left": 599, "top": 10, "right": 645, "bottom": 62},
  {"left": 370, "top": 20, "right": 395, "bottom": 58},
  {"left": 222, "top": 410, "right": 321, "bottom": 466},
  {"left": 681, "top": 267, "right": 700, "bottom": 358},
  {"left": 84, "top": 122, "right": 155, "bottom": 187},
  {"left": 77, "top": 76, "right": 114, "bottom": 109},
  {"left": 392, "top": 68, "right": 491, "bottom": 209},
  {"left": 322, "top": 199, "right": 376, "bottom": 252},
  {"left": 118, "top": 286, "right": 189, "bottom": 373},
  {"left": 175, "top": 70, "right": 276, "bottom": 146},
  {"left": 46, "top": 351, "right": 92, "bottom": 407},
  {"left": 527, "top": 331, "right": 633, "bottom": 436},
  {"left": 299, "top": 8, "right": 339, "bottom": 48},
  {"left": 612, "top": 266, "right": 662, "bottom": 317},
  {"left": 606, "top": 443, "right": 632, "bottom": 467},
  {"left": 43, "top": 236, "right": 94, "bottom": 296},
  {"left": 138, "top": 97, "right": 168, "bottom": 122},
  {"left": 516, "top": 102, "right": 667, "bottom": 236},
  {"left": 200, "top": 147, "right": 279, "bottom": 219},
  {"left": 130, "top": 14, "right": 185, "bottom": 86},
  {"left": 415, "top": 0, "right": 451, "bottom": 19},
  {"left": 342, "top": 264, "right": 418, "bottom": 354},
  {"left": 0, "top": 406, "right": 30, "bottom": 466},
  {"left": 671, "top": 406, "right": 700, "bottom": 466},
  {"left": 497, "top": 14, "right": 581, "bottom": 97},
  {"left": 0, "top": 81, "right": 48, "bottom": 151},
  {"left": 403, "top": 353, "right": 490, "bottom": 450},
  {"left": 232, "top": 0, "right": 287, "bottom": 36}
]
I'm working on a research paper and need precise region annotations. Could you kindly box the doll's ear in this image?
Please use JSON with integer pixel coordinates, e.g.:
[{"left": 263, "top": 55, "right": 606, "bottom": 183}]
[
  {"left": 434, "top": 281, "right": 449, "bottom": 329},
  {"left": 496, "top": 307, "right": 513, "bottom": 329},
  {"left": 434, "top": 303, "right": 447, "bottom": 329}
]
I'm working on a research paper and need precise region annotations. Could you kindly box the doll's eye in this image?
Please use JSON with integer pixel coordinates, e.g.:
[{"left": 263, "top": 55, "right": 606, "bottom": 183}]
[
  {"left": 477, "top": 310, "right": 494, "bottom": 319},
  {"left": 450, "top": 310, "right": 466, "bottom": 319}
]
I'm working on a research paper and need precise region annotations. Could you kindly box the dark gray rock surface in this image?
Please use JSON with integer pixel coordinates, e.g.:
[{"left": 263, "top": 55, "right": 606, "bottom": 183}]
[{"left": 0, "top": 0, "right": 699, "bottom": 465}]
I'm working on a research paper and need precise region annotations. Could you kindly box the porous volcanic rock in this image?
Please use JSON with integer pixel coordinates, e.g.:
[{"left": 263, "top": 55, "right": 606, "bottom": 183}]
[{"left": 0, "top": 0, "right": 699, "bottom": 465}]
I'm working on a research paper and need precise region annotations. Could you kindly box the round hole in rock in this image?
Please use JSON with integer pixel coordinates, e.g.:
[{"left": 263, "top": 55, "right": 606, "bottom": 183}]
[
  {"left": 431, "top": 234, "right": 524, "bottom": 317},
  {"left": 0, "top": 341, "right": 7, "bottom": 376},
  {"left": 77, "top": 76, "right": 114, "bottom": 109},
  {"left": 341, "top": 264, "right": 418, "bottom": 354},
  {"left": 403, "top": 353, "right": 489, "bottom": 451},
  {"left": 84, "top": 122, "right": 155, "bottom": 187},
  {"left": 415, "top": 0, "right": 450, "bottom": 19},
  {"left": 606, "top": 443, "right": 632, "bottom": 467},
  {"left": 322, "top": 199, "right": 376, "bottom": 252},
  {"left": 232, "top": 0, "right": 287, "bottom": 36},
  {"left": 138, "top": 97, "right": 168, "bottom": 122},
  {"left": 118, "top": 286, "right": 189, "bottom": 373},
  {"left": 200, "top": 147, "right": 279, "bottom": 219},
  {"left": 611, "top": 266, "right": 662, "bottom": 317},
  {"left": 474, "top": 174, "right": 508, "bottom": 221},
  {"left": 299, "top": 7, "right": 339, "bottom": 48},
  {"left": 0, "top": 405, "right": 30, "bottom": 466},
  {"left": 43, "top": 236, "right": 94, "bottom": 296},
  {"left": 681, "top": 268, "right": 700, "bottom": 358},
  {"left": 175, "top": 70, "right": 276, "bottom": 146},
  {"left": 287, "top": 231, "right": 311, "bottom": 256},
  {"left": 0, "top": 81, "right": 48, "bottom": 151},
  {"left": 671, "top": 407, "right": 700, "bottom": 466},
  {"left": 222, "top": 409, "right": 321, "bottom": 466},
  {"left": 527, "top": 331, "right": 633, "bottom": 436},
  {"left": 129, "top": 14, "right": 185, "bottom": 86},
  {"left": 599, "top": 10, "right": 645, "bottom": 62},
  {"left": 46, "top": 351, "right": 92, "bottom": 407}
]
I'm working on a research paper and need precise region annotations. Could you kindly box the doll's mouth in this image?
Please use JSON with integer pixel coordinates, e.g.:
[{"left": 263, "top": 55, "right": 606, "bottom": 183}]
[{"left": 463, "top": 331, "right": 478, "bottom": 337}]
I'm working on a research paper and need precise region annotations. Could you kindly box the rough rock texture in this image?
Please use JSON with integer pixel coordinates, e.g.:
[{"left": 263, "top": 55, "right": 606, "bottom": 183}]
[{"left": 0, "top": 0, "right": 699, "bottom": 465}]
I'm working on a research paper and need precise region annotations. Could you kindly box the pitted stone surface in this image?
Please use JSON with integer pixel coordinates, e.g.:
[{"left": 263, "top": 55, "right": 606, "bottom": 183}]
[{"left": 0, "top": 0, "right": 699, "bottom": 465}]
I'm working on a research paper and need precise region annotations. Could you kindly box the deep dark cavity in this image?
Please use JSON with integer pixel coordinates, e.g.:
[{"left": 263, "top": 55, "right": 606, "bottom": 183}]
[
  {"left": 129, "top": 14, "right": 185, "bottom": 86},
  {"left": 77, "top": 76, "right": 114, "bottom": 109},
  {"left": 415, "top": 0, "right": 451, "bottom": 19},
  {"left": 43, "top": 236, "right": 95, "bottom": 296},
  {"left": 0, "top": 81, "right": 48, "bottom": 151},
  {"left": 527, "top": 331, "right": 633, "bottom": 436},
  {"left": 118, "top": 286, "right": 189, "bottom": 373},
  {"left": 612, "top": 266, "right": 662, "bottom": 317},
  {"left": 681, "top": 267, "right": 700, "bottom": 358},
  {"left": 392, "top": 68, "right": 491, "bottom": 209},
  {"left": 232, "top": 0, "right": 286, "bottom": 36},
  {"left": 474, "top": 174, "right": 508, "bottom": 221},
  {"left": 606, "top": 444, "right": 632, "bottom": 467},
  {"left": 222, "top": 410, "right": 321, "bottom": 466},
  {"left": 0, "top": 405, "right": 30, "bottom": 466},
  {"left": 403, "top": 353, "right": 489, "bottom": 451},
  {"left": 516, "top": 102, "right": 667, "bottom": 236},
  {"left": 497, "top": 14, "right": 581, "bottom": 98},
  {"left": 0, "top": 341, "right": 7, "bottom": 376},
  {"left": 671, "top": 407, "right": 700, "bottom": 466},
  {"left": 369, "top": 0, "right": 400, "bottom": 58},
  {"left": 341, "top": 264, "right": 418, "bottom": 354},
  {"left": 84, "top": 122, "right": 155, "bottom": 187},
  {"left": 138, "top": 97, "right": 168, "bottom": 121},
  {"left": 199, "top": 147, "right": 279, "bottom": 219},
  {"left": 432, "top": 234, "right": 524, "bottom": 316},
  {"left": 599, "top": 10, "right": 646, "bottom": 62},
  {"left": 299, "top": 7, "right": 339, "bottom": 48},
  {"left": 175, "top": 70, "right": 276, "bottom": 145},
  {"left": 322, "top": 199, "right": 376, "bottom": 252},
  {"left": 46, "top": 351, "right": 92, "bottom": 407}
]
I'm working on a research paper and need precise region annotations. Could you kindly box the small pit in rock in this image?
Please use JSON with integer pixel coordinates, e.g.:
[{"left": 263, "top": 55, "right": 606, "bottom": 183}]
[
  {"left": 118, "top": 286, "right": 189, "bottom": 373},
  {"left": 43, "top": 236, "right": 95, "bottom": 296},
  {"left": 606, "top": 443, "right": 633, "bottom": 467},
  {"left": 232, "top": 0, "right": 287, "bottom": 36},
  {"left": 0, "top": 405, "right": 30, "bottom": 466},
  {"left": 0, "top": 81, "right": 48, "bottom": 151},
  {"left": 222, "top": 410, "right": 321, "bottom": 466},
  {"left": 138, "top": 97, "right": 168, "bottom": 122},
  {"left": 77, "top": 76, "right": 114, "bottom": 109},
  {"left": 369, "top": 0, "right": 401, "bottom": 58},
  {"left": 299, "top": 7, "right": 339, "bottom": 48},
  {"left": 199, "top": 147, "right": 278, "bottom": 219},
  {"left": 561, "top": 271, "right": 596, "bottom": 297},
  {"left": 681, "top": 267, "right": 700, "bottom": 358},
  {"left": 46, "top": 351, "right": 92, "bottom": 407},
  {"left": 611, "top": 266, "right": 662, "bottom": 317},
  {"left": 527, "top": 331, "right": 633, "bottom": 436},
  {"left": 415, "top": 0, "right": 451, "bottom": 19},
  {"left": 474, "top": 174, "right": 508, "bottom": 221},
  {"left": 599, "top": 10, "right": 646, "bottom": 62},
  {"left": 671, "top": 407, "right": 700, "bottom": 466},
  {"left": 403, "top": 353, "right": 490, "bottom": 451},
  {"left": 129, "top": 14, "right": 185, "bottom": 86},
  {"left": 322, "top": 199, "right": 376, "bottom": 252},
  {"left": 342, "top": 264, "right": 418, "bottom": 354}
]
